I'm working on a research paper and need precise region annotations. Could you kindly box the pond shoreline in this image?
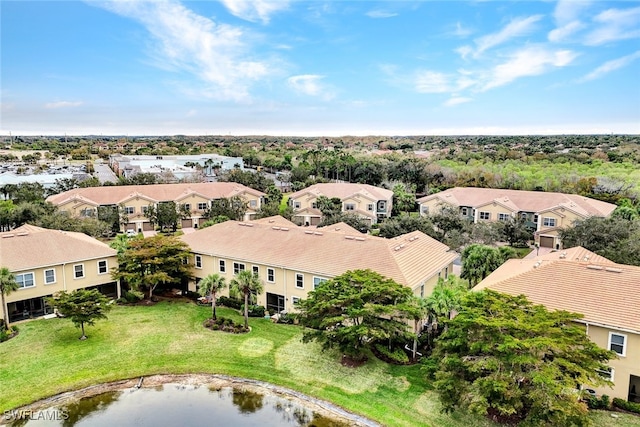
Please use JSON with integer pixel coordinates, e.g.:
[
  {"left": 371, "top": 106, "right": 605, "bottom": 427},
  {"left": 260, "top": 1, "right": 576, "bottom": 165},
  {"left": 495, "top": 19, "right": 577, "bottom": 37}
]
[{"left": 8, "top": 373, "right": 381, "bottom": 427}]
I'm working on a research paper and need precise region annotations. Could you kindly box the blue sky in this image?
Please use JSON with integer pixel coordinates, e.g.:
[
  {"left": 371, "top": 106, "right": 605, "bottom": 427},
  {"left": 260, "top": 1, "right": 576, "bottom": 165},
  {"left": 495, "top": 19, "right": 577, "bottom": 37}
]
[{"left": 2, "top": 1, "right": 639, "bottom": 136}]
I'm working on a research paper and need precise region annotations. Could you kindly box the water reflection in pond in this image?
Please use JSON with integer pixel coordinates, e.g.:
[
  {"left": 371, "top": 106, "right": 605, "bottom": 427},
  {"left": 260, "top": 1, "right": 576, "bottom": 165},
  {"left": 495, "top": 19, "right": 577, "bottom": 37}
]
[{"left": 9, "top": 384, "right": 351, "bottom": 427}]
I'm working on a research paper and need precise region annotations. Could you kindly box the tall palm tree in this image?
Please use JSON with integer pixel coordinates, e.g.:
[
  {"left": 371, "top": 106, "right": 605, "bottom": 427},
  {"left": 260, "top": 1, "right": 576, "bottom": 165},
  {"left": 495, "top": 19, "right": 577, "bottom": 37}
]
[
  {"left": 230, "top": 270, "right": 264, "bottom": 329},
  {"left": 0, "top": 267, "right": 18, "bottom": 329},
  {"left": 404, "top": 296, "right": 430, "bottom": 360},
  {"left": 198, "top": 274, "right": 227, "bottom": 320}
]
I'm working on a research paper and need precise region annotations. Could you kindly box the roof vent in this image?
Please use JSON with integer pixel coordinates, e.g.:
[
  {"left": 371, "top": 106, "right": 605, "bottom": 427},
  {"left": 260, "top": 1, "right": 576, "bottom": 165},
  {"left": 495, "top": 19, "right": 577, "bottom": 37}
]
[
  {"left": 280, "top": 227, "right": 289, "bottom": 231},
  {"left": 559, "top": 252, "right": 567, "bottom": 259},
  {"left": 394, "top": 246, "right": 401, "bottom": 251},
  {"left": 354, "top": 237, "right": 365, "bottom": 241},
  {"left": 604, "top": 267, "right": 623, "bottom": 273},
  {"left": 16, "top": 232, "right": 29, "bottom": 236},
  {"left": 345, "top": 235, "right": 355, "bottom": 240},
  {"left": 313, "top": 231, "right": 322, "bottom": 236},
  {"left": 245, "top": 223, "right": 254, "bottom": 227},
  {"left": 2, "top": 234, "right": 14, "bottom": 238},
  {"left": 533, "top": 261, "right": 541, "bottom": 268},
  {"left": 583, "top": 256, "right": 590, "bottom": 261},
  {"left": 304, "top": 230, "right": 314, "bottom": 235},
  {"left": 272, "top": 226, "right": 281, "bottom": 230},
  {"left": 586, "top": 265, "right": 603, "bottom": 270}
]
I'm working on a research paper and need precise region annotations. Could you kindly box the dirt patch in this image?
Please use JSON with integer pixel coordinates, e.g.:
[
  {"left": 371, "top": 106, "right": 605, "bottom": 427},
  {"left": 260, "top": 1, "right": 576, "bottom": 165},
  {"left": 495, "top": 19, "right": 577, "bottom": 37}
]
[
  {"left": 10, "top": 374, "right": 380, "bottom": 427},
  {"left": 340, "top": 354, "right": 368, "bottom": 368}
]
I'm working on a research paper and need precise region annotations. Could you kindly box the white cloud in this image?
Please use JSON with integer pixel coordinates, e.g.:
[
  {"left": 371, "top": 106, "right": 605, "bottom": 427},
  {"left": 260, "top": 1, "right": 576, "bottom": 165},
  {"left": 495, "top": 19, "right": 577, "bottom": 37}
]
[
  {"left": 483, "top": 46, "right": 578, "bottom": 90},
  {"left": 444, "top": 97, "right": 472, "bottom": 107},
  {"left": 366, "top": 10, "right": 398, "bottom": 19},
  {"left": 219, "top": 0, "right": 290, "bottom": 24},
  {"left": 584, "top": 6, "right": 640, "bottom": 46},
  {"left": 287, "top": 74, "right": 334, "bottom": 100},
  {"left": 94, "top": 0, "right": 272, "bottom": 101},
  {"left": 548, "top": 20, "right": 585, "bottom": 43},
  {"left": 553, "top": 0, "right": 592, "bottom": 24},
  {"left": 452, "top": 21, "right": 472, "bottom": 38},
  {"left": 414, "top": 71, "right": 450, "bottom": 93},
  {"left": 579, "top": 50, "right": 640, "bottom": 82},
  {"left": 44, "top": 101, "right": 83, "bottom": 109},
  {"left": 471, "top": 15, "right": 544, "bottom": 57}
]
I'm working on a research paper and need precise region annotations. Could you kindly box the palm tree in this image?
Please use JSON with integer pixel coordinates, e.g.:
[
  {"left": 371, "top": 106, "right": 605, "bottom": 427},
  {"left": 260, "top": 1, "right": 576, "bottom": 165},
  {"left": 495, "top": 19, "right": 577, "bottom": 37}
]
[
  {"left": 404, "top": 296, "right": 430, "bottom": 360},
  {"left": 198, "top": 274, "right": 227, "bottom": 320},
  {"left": 230, "top": 270, "right": 264, "bottom": 329},
  {"left": 0, "top": 267, "right": 18, "bottom": 329}
]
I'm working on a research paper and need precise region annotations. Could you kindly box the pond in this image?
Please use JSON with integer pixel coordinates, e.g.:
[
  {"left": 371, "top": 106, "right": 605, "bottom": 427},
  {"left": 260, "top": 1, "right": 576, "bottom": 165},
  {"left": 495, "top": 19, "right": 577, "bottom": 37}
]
[{"left": 5, "top": 377, "right": 367, "bottom": 427}]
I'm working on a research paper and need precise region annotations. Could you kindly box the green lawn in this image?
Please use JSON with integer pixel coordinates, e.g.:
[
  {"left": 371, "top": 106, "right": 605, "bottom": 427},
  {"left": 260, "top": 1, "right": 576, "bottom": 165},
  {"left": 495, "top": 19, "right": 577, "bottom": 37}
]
[{"left": 1, "top": 301, "right": 638, "bottom": 427}]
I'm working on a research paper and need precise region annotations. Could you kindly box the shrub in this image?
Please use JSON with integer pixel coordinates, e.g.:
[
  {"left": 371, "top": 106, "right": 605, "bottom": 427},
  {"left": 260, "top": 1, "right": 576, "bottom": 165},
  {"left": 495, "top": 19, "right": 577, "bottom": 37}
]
[
  {"left": 218, "top": 296, "right": 243, "bottom": 310},
  {"left": 586, "top": 394, "right": 611, "bottom": 410},
  {"left": 374, "top": 343, "right": 410, "bottom": 364},
  {"left": 241, "top": 304, "right": 265, "bottom": 317},
  {"left": 123, "top": 290, "right": 144, "bottom": 303},
  {"left": 613, "top": 398, "right": 640, "bottom": 414}
]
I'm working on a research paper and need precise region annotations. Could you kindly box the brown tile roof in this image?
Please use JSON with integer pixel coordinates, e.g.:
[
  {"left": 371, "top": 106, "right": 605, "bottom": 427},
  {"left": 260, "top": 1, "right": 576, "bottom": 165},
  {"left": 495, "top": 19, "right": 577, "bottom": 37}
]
[
  {"left": 320, "top": 222, "right": 363, "bottom": 235},
  {"left": 474, "top": 249, "right": 640, "bottom": 334},
  {"left": 46, "top": 182, "right": 265, "bottom": 206},
  {"left": 0, "top": 224, "right": 116, "bottom": 272},
  {"left": 418, "top": 187, "right": 616, "bottom": 217},
  {"left": 250, "top": 216, "right": 297, "bottom": 227},
  {"left": 289, "top": 183, "right": 393, "bottom": 202},
  {"left": 180, "top": 221, "right": 457, "bottom": 288}
]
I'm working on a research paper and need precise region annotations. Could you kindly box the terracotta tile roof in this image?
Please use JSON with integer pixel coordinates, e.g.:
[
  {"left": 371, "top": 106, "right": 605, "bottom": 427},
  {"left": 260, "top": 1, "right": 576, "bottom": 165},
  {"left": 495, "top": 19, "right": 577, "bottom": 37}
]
[
  {"left": 474, "top": 249, "right": 640, "bottom": 334},
  {"left": 320, "top": 222, "right": 362, "bottom": 235},
  {"left": 180, "top": 221, "right": 457, "bottom": 288},
  {"left": 418, "top": 187, "right": 616, "bottom": 217},
  {"left": 289, "top": 183, "right": 393, "bottom": 202},
  {"left": 0, "top": 224, "right": 116, "bottom": 272},
  {"left": 46, "top": 182, "right": 265, "bottom": 206},
  {"left": 250, "top": 216, "right": 297, "bottom": 227}
]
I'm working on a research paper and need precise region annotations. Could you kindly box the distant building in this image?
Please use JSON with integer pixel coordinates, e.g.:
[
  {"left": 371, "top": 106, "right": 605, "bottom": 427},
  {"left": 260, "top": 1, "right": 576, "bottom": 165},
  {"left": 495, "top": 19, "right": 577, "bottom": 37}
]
[
  {"left": 417, "top": 187, "right": 616, "bottom": 249},
  {"left": 109, "top": 154, "right": 244, "bottom": 181},
  {"left": 288, "top": 183, "right": 394, "bottom": 226},
  {"left": 46, "top": 182, "right": 265, "bottom": 231},
  {"left": 0, "top": 224, "right": 119, "bottom": 324},
  {"left": 0, "top": 172, "right": 87, "bottom": 195},
  {"left": 180, "top": 216, "right": 457, "bottom": 314},
  {"left": 475, "top": 247, "right": 640, "bottom": 402}
]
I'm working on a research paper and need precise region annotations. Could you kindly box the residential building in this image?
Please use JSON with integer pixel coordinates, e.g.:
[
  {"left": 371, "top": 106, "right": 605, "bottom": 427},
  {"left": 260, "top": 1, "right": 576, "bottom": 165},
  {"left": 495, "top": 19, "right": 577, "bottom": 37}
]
[
  {"left": 288, "top": 183, "right": 394, "bottom": 226},
  {"left": 46, "top": 182, "right": 265, "bottom": 231},
  {"left": 180, "top": 216, "right": 457, "bottom": 314},
  {"left": 474, "top": 247, "right": 640, "bottom": 402},
  {"left": 109, "top": 154, "right": 244, "bottom": 181},
  {"left": 0, "top": 224, "right": 119, "bottom": 324},
  {"left": 417, "top": 187, "right": 616, "bottom": 248}
]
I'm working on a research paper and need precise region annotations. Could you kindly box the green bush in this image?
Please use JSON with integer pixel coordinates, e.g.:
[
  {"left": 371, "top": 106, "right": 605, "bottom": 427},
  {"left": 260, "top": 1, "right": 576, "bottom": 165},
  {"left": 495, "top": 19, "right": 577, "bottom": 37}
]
[
  {"left": 374, "top": 343, "right": 410, "bottom": 364},
  {"left": 586, "top": 394, "right": 610, "bottom": 410},
  {"left": 218, "top": 296, "right": 243, "bottom": 310},
  {"left": 613, "top": 398, "right": 640, "bottom": 414},
  {"left": 241, "top": 304, "right": 265, "bottom": 317},
  {"left": 123, "top": 290, "right": 144, "bottom": 303}
]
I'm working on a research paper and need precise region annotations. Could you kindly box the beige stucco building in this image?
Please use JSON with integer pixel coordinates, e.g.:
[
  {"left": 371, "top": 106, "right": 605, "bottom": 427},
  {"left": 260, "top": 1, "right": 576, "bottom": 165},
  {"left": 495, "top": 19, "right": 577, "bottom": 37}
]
[
  {"left": 417, "top": 187, "right": 616, "bottom": 248},
  {"left": 0, "top": 225, "right": 119, "bottom": 324},
  {"left": 46, "top": 182, "right": 265, "bottom": 232},
  {"left": 475, "top": 247, "right": 640, "bottom": 402},
  {"left": 180, "top": 216, "right": 457, "bottom": 314},
  {"left": 288, "top": 183, "right": 394, "bottom": 226}
]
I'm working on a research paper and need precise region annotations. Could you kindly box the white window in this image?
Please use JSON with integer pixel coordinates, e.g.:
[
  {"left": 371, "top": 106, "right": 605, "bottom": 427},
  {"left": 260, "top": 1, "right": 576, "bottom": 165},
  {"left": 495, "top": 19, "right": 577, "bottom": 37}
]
[
  {"left": 543, "top": 217, "right": 556, "bottom": 227},
  {"left": 479, "top": 211, "right": 490, "bottom": 220},
  {"left": 195, "top": 255, "right": 202, "bottom": 269},
  {"left": 124, "top": 206, "right": 135, "bottom": 215},
  {"left": 267, "top": 268, "right": 275, "bottom": 283},
  {"left": 293, "top": 201, "right": 301, "bottom": 209},
  {"left": 197, "top": 202, "right": 208, "bottom": 210},
  {"left": 344, "top": 203, "right": 355, "bottom": 211},
  {"left": 609, "top": 332, "right": 627, "bottom": 356},
  {"left": 596, "top": 367, "right": 614, "bottom": 381},
  {"left": 311, "top": 202, "right": 317, "bottom": 209},
  {"left": 80, "top": 208, "right": 95, "bottom": 217},
  {"left": 520, "top": 213, "right": 528, "bottom": 220},
  {"left": 292, "top": 296, "right": 300, "bottom": 305},
  {"left": 420, "top": 284, "right": 424, "bottom": 298},
  {"left": 249, "top": 200, "right": 257, "bottom": 208},
  {"left": 142, "top": 206, "right": 149, "bottom": 215},
  {"left": 367, "top": 204, "right": 374, "bottom": 211},
  {"left": 295, "top": 273, "right": 304, "bottom": 289},
  {"left": 219, "top": 259, "right": 226, "bottom": 273},
  {"left": 233, "top": 262, "right": 245, "bottom": 274},
  {"left": 533, "top": 214, "right": 539, "bottom": 224},
  {"left": 183, "top": 203, "right": 191, "bottom": 211},
  {"left": 498, "top": 213, "right": 510, "bottom": 221},
  {"left": 74, "top": 264, "right": 85, "bottom": 279},
  {"left": 98, "top": 260, "right": 108, "bottom": 275},
  {"left": 16, "top": 272, "right": 35, "bottom": 289},
  {"left": 44, "top": 269, "right": 56, "bottom": 284},
  {"left": 461, "top": 207, "right": 469, "bottom": 216},
  {"left": 421, "top": 205, "right": 429, "bottom": 214},
  {"left": 252, "top": 265, "right": 259, "bottom": 276},
  {"left": 313, "top": 277, "right": 327, "bottom": 290}
]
